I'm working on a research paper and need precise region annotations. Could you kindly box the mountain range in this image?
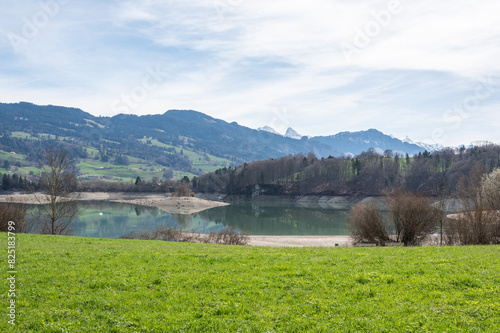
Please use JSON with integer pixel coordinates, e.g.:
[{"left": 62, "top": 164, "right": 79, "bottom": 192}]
[
  {"left": 0, "top": 102, "right": 439, "bottom": 178},
  {"left": 257, "top": 127, "right": 442, "bottom": 156}
]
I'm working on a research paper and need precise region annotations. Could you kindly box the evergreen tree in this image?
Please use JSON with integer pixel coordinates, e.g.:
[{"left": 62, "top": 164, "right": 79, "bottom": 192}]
[{"left": 2, "top": 173, "right": 10, "bottom": 191}]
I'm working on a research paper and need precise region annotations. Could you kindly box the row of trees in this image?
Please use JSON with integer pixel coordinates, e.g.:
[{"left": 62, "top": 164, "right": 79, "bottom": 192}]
[
  {"left": 194, "top": 145, "right": 500, "bottom": 196},
  {"left": 350, "top": 165, "right": 500, "bottom": 246},
  {"left": 78, "top": 178, "right": 177, "bottom": 193},
  {"left": 1, "top": 173, "right": 33, "bottom": 191}
]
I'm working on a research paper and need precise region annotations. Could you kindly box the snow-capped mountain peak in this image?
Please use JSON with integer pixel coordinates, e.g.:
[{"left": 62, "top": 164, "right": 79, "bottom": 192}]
[
  {"left": 402, "top": 135, "right": 443, "bottom": 152},
  {"left": 402, "top": 135, "right": 415, "bottom": 144},
  {"left": 257, "top": 126, "right": 280, "bottom": 135},
  {"left": 285, "top": 127, "right": 301, "bottom": 140}
]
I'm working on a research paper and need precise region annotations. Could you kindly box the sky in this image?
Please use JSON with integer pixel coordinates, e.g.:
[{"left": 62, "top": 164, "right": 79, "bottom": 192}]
[{"left": 0, "top": 0, "right": 499, "bottom": 147}]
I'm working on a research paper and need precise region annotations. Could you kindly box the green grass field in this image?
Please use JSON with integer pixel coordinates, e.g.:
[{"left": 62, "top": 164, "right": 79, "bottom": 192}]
[
  {"left": 139, "top": 136, "right": 233, "bottom": 174},
  {"left": 0, "top": 151, "right": 41, "bottom": 176},
  {"left": 1, "top": 234, "right": 499, "bottom": 332}
]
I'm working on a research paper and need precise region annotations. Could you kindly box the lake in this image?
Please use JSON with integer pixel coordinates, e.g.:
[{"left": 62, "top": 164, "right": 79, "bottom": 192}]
[{"left": 62, "top": 201, "right": 351, "bottom": 238}]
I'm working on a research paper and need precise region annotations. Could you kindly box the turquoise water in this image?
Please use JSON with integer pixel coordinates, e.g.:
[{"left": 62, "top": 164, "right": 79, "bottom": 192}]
[{"left": 63, "top": 201, "right": 351, "bottom": 238}]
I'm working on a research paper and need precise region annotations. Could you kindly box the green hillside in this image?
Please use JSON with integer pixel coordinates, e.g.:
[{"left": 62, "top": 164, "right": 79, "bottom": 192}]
[{"left": 1, "top": 131, "right": 232, "bottom": 182}]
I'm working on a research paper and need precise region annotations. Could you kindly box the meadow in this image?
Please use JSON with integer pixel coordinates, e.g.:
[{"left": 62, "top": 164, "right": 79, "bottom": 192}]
[
  {"left": 1, "top": 132, "right": 232, "bottom": 182},
  {"left": 1, "top": 233, "right": 499, "bottom": 332}
]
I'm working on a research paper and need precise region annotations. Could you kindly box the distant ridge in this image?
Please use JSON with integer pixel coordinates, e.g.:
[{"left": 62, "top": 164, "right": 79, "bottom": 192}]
[
  {"left": 310, "top": 129, "right": 428, "bottom": 156},
  {"left": 0, "top": 102, "right": 433, "bottom": 173}
]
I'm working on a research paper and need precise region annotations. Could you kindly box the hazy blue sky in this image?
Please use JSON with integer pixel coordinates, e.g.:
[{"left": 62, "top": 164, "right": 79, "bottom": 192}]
[{"left": 0, "top": 0, "right": 499, "bottom": 146}]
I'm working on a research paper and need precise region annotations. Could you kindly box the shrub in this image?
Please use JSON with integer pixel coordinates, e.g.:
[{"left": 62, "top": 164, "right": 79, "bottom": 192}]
[
  {"left": 447, "top": 164, "right": 500, "bottom": 245},
  {"left": 121, "top": 227, "right": 199, "bottom": 243},
  {"left": 386, "top": 188, "right": 441, "bottom": 246},
  {"left": 121, "top": 226, "right": 249, "bottom": 246},
  {"left": 481, "top": 168, "right": 500, "bottom": 211},
  {"left": 0, "top": 201, "right": 29, "bottom": 233},
  {"left": 205, "top": 226, "right": 249, "bottom": 246},
  {"left": 349, "top": 201, "right": 390, "bottom": 246},
  {"left": 173, "top": 182, "right": 194, "bottom": 197}
]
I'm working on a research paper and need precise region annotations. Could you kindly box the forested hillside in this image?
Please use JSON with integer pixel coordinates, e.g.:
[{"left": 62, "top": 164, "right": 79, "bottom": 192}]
[
  {"left": 0, "top": 102, "right": 334, "bottom": 169},
  {"left": 195, "top": 145, "right": 500, "bottom": 197},
  {"left": 0, "top": 102, "right": 433, "bottom": 183},
  {"left": 0, "top": 102, "right": 336, "bottom": 181}
]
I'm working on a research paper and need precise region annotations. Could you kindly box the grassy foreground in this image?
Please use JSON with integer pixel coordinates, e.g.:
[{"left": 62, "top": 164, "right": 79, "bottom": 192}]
[{"left": 1, "top": 234, "right": 499, "bottom": 332}]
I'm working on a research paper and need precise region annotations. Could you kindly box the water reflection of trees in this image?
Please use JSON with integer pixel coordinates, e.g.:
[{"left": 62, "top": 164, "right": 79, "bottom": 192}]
[
  {"left": 68, "top": 202, "right": 177, "bottom": 238},
  {"left": 28, "top": 202, "right": 353, "bottom": 238},
  {"left": 198, "top": 204, "right": 351, "bottom": 235},
  {"left": 171, "top": 214, "right": 192, "bottom": 228},
  {"left": 60, "top": 202, "right": 199, "bottom": 236}
]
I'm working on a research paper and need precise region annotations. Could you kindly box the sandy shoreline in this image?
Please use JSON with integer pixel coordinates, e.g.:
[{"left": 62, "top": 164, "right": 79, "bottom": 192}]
[
  {"left": 0, "top": 192, "right": 229, "bottom": 214},
  {"left": 248, "top": 235, "right": 351, "bottom": 247}
]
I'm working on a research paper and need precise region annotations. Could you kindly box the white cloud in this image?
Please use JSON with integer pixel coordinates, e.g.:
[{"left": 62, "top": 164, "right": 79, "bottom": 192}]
[{"left": 0, "top": 0, "right": 499, "bottom": 147}]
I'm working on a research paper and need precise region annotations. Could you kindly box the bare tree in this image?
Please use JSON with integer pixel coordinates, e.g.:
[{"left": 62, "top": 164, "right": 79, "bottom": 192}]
[
  {"left": 482, "top": 168, "right": 500, "bottom": 212},
  {"left": 447, "top": 164, "right": 499, "bottom": 244},
  {"left": 349, "top": 201, "right": 390, "bottom": 246},
  {"left": 386, "top": 188, "right": 440, "bottom": 246},
  {"left": 434, "top": 181, "right": 451, "bottom": 246},
  {"left": 482, "top": 168, "right": 500, "bottom": 240},
  {"left": 33, "top": 146, "right": 82, "bottom": 235},
  {"left": 0, "top": 200, "right": 31, "bottom": 233}
]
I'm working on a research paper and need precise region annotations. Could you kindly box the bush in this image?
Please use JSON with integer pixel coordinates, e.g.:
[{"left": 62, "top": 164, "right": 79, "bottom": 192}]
[
  {"left": 349, "top": 201, "right": 390, "bottom": 246},
  {"left": 0, "top": 201, "right": 29, "bottom": 233},
  {"left": 386, "top": 188, "right": 441, "bottom": 246},
  {"left": 205, "top": 227, "right": 249, "bottom": 246},
  {"left": 482, "top": 168, "right": 500, "bottom": 207},
  {"left": 173, "top": 182, "right": 194, "bottom": 197},
  {"left": 120, "top": 227, "right": 197, "bottom": 242},
  {"left": 121, "top": 226, "right": 249, "bottom": 246},
  {"left": 447, "top": 164, "right": 500, "bottom": 245},
  {"left": 444, "top": 212, "right": 500, "bottom": 245}
]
